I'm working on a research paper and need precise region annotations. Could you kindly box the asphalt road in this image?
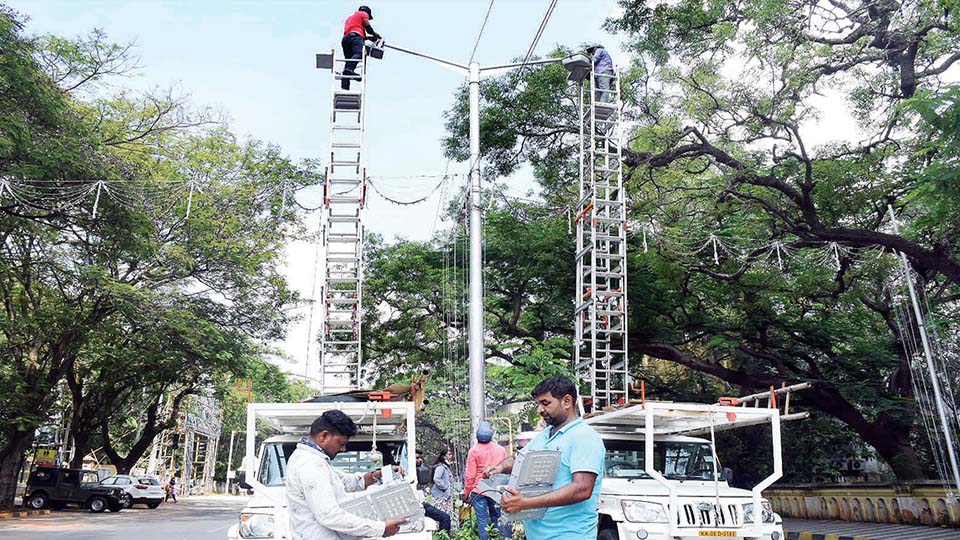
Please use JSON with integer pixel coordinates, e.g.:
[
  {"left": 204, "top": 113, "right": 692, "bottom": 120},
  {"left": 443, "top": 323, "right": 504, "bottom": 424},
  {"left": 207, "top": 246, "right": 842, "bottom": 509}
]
[
  {"left": 783, "top": 518, "right": 960, "bottom": 540},
  {"left": 0, "top": 495, "right": 248, "bottom": 540}
]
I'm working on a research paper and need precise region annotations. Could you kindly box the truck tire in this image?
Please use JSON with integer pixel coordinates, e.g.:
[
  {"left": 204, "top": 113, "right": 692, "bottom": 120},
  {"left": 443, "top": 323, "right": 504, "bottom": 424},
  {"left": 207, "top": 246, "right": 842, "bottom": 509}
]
[
  {"left": 27, "top": 492, "right": 48, "bottom": 510},
  {"left": 598, "top": 528, "right": 620, "bottom": 540},
  {"left": 147, "top": 502, "right": 161, "bottom": 509},
  {"left": 88, "top": 496, "right": 108, "bottom": 513},
  {"left": 108, "top": 504, "right": 122, "bottom": 512}
]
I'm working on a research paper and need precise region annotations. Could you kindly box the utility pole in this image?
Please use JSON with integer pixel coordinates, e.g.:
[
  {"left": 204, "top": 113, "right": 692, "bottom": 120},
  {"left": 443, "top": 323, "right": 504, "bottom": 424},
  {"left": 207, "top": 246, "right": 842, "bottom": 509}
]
[
  {"left": 225, "top": 430, "right": 237, "bottom": 494},
  {"left": 377, "top": 44, "right": 575, "bottom": 441}
]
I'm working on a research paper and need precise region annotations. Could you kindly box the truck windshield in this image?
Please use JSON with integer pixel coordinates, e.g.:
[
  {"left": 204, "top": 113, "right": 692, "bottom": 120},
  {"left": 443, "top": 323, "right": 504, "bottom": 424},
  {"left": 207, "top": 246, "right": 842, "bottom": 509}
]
[
  {"left": 603, "top": 440, "right": 718, "bottom": 480},
  {"left": 257, "top": 441, "right": 407, "bottom": 486}
]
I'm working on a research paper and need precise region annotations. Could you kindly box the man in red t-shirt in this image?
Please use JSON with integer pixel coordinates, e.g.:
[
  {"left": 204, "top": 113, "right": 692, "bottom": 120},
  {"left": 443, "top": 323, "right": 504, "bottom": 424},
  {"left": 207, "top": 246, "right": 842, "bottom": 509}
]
[{"left": 341, "top": 6, "right": 382, "bottom": 90}]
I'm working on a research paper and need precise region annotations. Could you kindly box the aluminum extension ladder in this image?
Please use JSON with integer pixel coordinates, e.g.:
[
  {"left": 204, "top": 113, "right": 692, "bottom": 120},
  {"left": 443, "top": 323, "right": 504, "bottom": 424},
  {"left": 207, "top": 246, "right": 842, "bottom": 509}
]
[
  {"left": 319, "top": 46, "right": 368, "bottom": 394},
  {"left": 574, "top": 68, "right": 628, "bottom": 412}
]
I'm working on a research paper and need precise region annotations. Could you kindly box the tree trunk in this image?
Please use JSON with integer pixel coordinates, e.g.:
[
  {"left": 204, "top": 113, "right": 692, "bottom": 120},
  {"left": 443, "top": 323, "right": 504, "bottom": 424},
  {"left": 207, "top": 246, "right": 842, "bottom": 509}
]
[
  {"left": 805, "top": 385, "right": 926, "bottom": 480},
  {"left": 0, "top": 431, "right": 33, "bottom": 510}
]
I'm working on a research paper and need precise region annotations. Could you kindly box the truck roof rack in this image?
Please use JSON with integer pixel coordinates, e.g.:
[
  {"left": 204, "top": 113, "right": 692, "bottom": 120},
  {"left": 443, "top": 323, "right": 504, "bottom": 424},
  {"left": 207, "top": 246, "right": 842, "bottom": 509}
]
[{"left": 248, "top": 401, "right": 415, "bottom": 434}]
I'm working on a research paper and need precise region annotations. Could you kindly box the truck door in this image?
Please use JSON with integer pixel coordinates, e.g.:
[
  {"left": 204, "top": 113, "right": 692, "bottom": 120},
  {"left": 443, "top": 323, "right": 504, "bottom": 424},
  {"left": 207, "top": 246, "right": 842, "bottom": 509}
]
[{"left": 59, "top": 470, "right": 81, "bottom": 502}]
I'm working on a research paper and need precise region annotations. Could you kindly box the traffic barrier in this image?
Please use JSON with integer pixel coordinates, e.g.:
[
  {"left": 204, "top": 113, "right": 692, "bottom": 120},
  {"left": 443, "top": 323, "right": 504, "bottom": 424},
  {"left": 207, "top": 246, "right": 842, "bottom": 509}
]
[{"left": 767, "top": 482, "right": 960, "bottom": 527}]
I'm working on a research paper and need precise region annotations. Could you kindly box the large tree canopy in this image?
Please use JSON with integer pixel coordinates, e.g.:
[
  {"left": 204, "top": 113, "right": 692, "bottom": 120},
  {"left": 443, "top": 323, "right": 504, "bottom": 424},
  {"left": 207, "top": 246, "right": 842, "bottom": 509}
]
[
  {"left": 423, "top": 0, "right": 960, "bottom": 480},
  {"left": 0, "top": 8, "right": 312, "bottom": 506}
]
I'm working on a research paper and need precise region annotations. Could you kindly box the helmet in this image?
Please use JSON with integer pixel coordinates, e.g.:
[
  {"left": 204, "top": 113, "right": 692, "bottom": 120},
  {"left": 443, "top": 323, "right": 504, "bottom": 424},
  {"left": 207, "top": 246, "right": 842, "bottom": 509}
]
[
  {"left": 476, "top": 421, "right": 494, "bottom": 443},
  {"left": 586, "top": 43, "right": 603, "bottom": 52},
  {"left": 358, "top": 5, "right": 373, "bottom": 19}
]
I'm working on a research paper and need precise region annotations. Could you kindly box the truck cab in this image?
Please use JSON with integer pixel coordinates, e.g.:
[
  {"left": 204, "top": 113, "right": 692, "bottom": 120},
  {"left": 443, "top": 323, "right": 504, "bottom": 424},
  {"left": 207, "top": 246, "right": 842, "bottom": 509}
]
[
  {"left": 581, "top": 400, "right": 793, "bottom": 540},
  {"left": 594, "top": 433, "right": 781, "bottom": 540},
  {"left": 228, "top": 400, "right": 432, "bottom": 540}
]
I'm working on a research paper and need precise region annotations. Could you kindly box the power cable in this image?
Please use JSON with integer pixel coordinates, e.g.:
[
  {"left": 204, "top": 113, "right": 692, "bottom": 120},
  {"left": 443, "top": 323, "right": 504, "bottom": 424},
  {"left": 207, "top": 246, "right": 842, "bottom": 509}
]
[
  {"left": 516, "top": 0, "right": 559, "bottom": 79},
  {"left": 469, "top": 0, "right": 496, "bottom": 64}
]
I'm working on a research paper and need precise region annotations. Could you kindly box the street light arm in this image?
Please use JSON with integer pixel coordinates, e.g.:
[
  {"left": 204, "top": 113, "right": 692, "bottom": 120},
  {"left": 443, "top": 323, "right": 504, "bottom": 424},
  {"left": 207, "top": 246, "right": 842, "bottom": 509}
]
[
  {"left": 383, "top": 44, "right": 469, "bottom": 75},
  {"left": 479, "top": 56, "right": 565, "bottom": 74}
]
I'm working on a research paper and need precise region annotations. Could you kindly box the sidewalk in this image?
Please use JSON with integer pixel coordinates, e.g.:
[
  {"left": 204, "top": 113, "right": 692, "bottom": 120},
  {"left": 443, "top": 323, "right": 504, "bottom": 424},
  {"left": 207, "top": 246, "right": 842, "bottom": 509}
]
[{"left": 784, "top": 518, "right": 960, "bottom": 540}]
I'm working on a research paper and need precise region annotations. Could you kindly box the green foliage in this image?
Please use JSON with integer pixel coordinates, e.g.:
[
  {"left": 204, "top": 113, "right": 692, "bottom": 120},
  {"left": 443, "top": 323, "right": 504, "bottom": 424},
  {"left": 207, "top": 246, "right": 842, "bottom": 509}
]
[
  {"left": 0, "top": 10, "right": 313, "bottom": 503},
  {"left": 431, "top": 0, "right": 960, "bottom": 480}
]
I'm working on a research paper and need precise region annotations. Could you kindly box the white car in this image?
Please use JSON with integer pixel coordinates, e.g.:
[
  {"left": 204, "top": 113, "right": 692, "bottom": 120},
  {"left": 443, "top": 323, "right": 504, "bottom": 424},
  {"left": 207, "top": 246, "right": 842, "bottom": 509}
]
[{"left": 100, "top": 475, "right": 165, "bottom": 509}]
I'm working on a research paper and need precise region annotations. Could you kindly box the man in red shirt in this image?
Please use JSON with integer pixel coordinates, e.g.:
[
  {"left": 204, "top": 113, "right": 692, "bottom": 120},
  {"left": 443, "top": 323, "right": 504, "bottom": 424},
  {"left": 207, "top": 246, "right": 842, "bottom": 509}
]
[
  {"left": 341, "top": 6, "right": 382, "bottom": 90},
  {"left": 462, "top": 422, "right": 511, "bottom": 540}
]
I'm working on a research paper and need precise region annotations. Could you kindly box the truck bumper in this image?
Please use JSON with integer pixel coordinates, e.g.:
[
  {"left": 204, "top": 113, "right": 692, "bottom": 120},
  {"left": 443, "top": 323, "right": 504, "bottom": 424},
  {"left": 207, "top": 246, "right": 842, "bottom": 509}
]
[{"left": 616, "top": 521, "right": 785, "bottom": 540}]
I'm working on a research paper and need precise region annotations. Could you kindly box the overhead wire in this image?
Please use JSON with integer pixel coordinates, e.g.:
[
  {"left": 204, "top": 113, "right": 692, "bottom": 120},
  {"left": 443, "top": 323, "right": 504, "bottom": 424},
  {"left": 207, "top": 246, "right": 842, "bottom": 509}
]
[
  {"left": 516, "top": 0, "right": 559, "bottom": 79},
  {"left": 469, "top": 0, "right": 496, "bottom": 64}
]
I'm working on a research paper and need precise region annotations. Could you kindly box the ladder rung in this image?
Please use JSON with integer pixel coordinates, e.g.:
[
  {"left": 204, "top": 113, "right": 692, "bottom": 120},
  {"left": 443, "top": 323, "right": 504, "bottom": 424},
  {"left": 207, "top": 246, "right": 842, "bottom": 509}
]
[
  {"left": 332, "top": 125, "right": 362, "bottom": 131},
  {"left": 328, "top": 218, "right": 359, "bottom": 225},
  {"left": 332, "top": 142, "right": 361, "bottom": 148},
  {"left": 323, "top": 296, "right": 360, "bottom": 304},
  {"left": 331, "top": 160, "right": 360, "bottom": 166}
]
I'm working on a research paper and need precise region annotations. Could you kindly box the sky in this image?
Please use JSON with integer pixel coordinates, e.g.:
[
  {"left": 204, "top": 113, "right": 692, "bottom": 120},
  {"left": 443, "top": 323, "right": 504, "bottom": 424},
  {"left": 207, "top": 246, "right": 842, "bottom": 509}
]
[{"left": 11, "top": 0, "right": 627, "bottom": 380}]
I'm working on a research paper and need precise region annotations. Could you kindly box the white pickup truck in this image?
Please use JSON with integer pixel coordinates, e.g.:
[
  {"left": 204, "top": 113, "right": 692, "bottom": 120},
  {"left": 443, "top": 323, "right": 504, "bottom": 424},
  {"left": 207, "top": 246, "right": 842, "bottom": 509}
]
[
  {"left": 583, "top": 398, "right": 802, "bottom": 540},
  {"left": 227, "top": 399, "right": 432, "bottom": 540},
  {"left": 511, "top": 390, "right": 806, "bottom": 540}
]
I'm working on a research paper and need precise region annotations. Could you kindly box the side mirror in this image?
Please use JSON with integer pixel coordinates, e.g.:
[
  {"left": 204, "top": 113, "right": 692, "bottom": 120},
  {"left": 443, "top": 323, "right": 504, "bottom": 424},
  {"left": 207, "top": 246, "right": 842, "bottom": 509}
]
[{"left": 721, "top": 468, "right": 733, "bottom": 483}]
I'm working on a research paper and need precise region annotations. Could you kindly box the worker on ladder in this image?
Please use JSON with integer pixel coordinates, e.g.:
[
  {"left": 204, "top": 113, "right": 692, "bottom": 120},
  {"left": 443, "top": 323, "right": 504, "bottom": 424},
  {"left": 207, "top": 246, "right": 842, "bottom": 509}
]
[
  {"left": 586, "top": 44, "right": 614, "bottom": 103},
  {"left": 341, "top": 5, "right": 382, "bottom": 90}
]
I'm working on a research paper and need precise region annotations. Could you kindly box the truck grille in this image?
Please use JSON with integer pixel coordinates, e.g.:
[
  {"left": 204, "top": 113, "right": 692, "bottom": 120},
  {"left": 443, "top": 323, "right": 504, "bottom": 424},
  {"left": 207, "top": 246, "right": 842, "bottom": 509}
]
[{"left": 677, "top": 502, "right": 740, "bottom": 527}]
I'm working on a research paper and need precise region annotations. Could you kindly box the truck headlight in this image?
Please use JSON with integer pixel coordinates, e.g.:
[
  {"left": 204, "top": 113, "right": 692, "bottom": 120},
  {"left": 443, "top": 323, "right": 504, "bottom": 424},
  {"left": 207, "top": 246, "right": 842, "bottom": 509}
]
[
  {"left": 621, "top": 500, "right": 668, "bottom": 523},
  {"left": 742, "top": 501, "right": 774, "bottom": 523},
  {"left": 239, "top": 513, "right": 274, "bottom": 538}
]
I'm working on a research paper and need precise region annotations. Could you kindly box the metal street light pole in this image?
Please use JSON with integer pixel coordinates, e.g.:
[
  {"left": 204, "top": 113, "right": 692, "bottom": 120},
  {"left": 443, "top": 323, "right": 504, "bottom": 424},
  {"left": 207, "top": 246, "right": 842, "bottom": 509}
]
[
  {"left": 361, "top": 44, "right": 570, "bottom": 442},
  {"left": 467, "top": 61, "right": 485, "bottom": 442}
]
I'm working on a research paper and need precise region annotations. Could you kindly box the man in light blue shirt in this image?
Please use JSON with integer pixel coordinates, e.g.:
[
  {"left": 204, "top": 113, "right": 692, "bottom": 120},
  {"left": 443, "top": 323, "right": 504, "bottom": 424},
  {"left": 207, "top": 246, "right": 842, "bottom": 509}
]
[
  {"left": 587, "top": 44, "right": 615, "bottom": 103},
  {"left": 484, "top": 376, "right": 605, "bottom": 540}
]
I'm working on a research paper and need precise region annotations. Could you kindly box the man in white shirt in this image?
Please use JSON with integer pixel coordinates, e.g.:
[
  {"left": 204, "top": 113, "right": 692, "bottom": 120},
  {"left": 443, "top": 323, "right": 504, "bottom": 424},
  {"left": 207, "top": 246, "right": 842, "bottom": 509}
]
[{"left": 286, "top": 410, "right": 407, "bottom": 540}]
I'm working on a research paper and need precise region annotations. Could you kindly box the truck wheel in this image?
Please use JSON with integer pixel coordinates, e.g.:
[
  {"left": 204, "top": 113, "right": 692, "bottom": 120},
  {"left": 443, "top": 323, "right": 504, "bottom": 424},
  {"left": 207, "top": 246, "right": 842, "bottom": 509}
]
[
  {"left": 88, "top": 496, "right": 108, "bottom": 513},
  {"left": 27, "top": 493, "right": 48, "bottom": 509},
  {"left": 108, "top": 504, "right": 122, "bottom": 512},
  {"left": 598, "top": 528, "right": 620, "bottom": 540},
  {"left": 147, "top": 502, "right": 161, "bottom": 509}
]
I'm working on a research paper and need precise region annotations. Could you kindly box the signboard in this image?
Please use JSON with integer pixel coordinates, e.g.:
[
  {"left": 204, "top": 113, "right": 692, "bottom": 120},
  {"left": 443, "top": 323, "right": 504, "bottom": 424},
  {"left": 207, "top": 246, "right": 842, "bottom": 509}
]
[{"left": 35, "top": 448, "right": 57, "bottom": 466}]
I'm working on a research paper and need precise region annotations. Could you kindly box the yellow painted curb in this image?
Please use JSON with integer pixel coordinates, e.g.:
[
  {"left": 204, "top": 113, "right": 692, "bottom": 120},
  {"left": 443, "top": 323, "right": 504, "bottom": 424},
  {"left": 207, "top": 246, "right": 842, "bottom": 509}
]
[{"left": 0, "top": 509, "right": 52, "bottom": 519}]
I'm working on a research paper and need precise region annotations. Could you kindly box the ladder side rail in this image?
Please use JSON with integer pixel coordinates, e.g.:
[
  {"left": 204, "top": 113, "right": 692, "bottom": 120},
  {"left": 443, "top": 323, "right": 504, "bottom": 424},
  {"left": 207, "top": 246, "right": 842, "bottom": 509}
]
[
  {"left": 588, "top": 63, "right": 600, "bottom": 407},
  {"left": 614, "top": 70, "right": 628, "bottom": 405},
  {"left": 574, "top": 80, "right": 586, "bottom": 379}
]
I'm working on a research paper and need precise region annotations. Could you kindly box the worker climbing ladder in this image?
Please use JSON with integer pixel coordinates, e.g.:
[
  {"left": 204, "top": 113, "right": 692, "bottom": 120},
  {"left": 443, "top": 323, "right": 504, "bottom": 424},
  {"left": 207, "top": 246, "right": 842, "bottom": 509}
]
[
  {"left": 574, "top": 67, "right": 628, "bottom": 412},
  {"left": 317, "top": 46, "right": 370, "bottom": 393}
]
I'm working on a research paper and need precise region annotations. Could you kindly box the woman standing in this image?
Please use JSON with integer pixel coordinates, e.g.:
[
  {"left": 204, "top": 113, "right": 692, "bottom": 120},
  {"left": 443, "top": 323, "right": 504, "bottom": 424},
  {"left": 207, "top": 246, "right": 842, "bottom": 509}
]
[{"left": 430, "top": 448, "right": 456, "bottom": 530}]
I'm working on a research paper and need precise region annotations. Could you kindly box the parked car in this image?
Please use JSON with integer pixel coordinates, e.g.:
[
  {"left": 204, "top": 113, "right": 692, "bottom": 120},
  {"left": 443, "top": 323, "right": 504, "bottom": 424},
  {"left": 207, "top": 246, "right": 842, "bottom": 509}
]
[
  {"left": 99, "top": 474, "right": 165, "bottom": 509},
  {"left": 24, "top": 466, "right": 129, "bottom": 512}
]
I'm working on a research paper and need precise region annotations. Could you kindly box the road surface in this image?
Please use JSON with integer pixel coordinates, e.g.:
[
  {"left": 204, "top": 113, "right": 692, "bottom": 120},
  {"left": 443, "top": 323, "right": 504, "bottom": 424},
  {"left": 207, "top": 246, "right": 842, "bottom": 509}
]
[{"left": 0, "top": 495, "right": 247, "bottom": 540}]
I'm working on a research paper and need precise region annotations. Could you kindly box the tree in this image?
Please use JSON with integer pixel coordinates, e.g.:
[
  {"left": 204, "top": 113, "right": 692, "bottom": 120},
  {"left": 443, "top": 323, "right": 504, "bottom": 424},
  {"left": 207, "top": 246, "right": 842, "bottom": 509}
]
[
  {"left": 432, "top": 2, "right": 960, "bottom": 479},
  {"left": 0, "top": 11, "right": 311, "bottom": 506}
]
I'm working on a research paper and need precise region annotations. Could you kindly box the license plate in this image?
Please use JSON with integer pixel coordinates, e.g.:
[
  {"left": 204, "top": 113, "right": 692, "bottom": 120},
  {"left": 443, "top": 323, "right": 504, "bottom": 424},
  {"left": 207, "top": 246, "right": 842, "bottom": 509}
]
[{"left": 698, "top": 532, "right": 737, "bottom": 537}]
